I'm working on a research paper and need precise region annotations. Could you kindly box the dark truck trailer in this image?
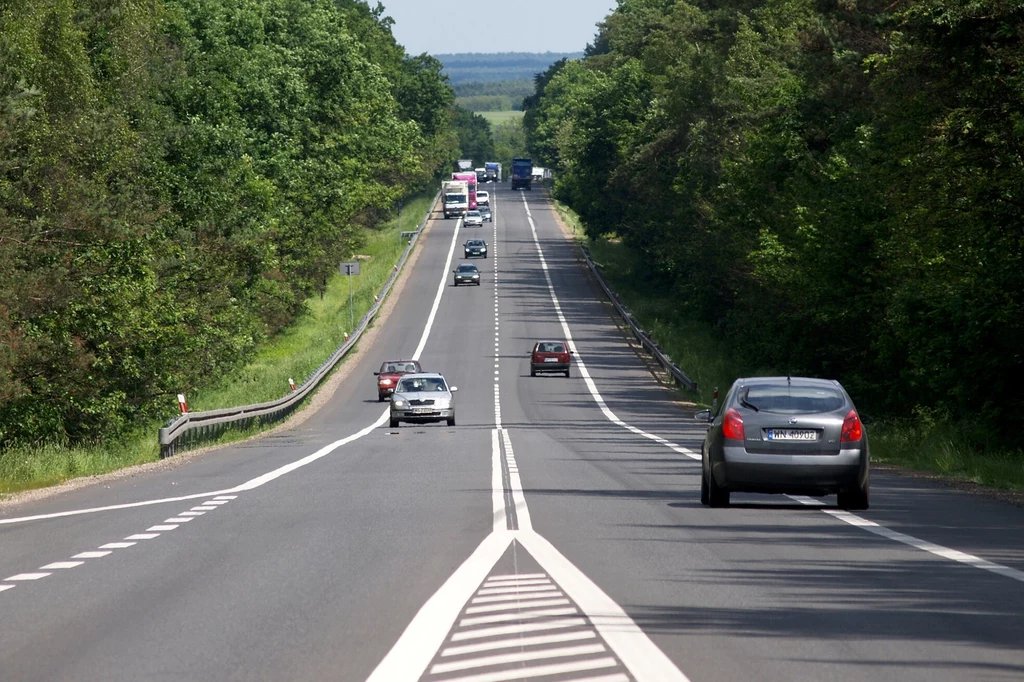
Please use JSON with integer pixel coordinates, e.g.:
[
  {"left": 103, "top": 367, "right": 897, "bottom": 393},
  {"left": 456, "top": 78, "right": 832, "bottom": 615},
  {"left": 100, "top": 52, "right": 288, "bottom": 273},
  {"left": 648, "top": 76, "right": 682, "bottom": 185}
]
[{"left": 511, "top": 158, "right": 533, "bottom": 190}]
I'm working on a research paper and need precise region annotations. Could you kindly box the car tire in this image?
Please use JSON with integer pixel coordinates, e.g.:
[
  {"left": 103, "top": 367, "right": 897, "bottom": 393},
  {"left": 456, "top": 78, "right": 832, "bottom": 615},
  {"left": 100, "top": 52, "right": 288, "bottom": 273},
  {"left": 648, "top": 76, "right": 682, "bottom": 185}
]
[
  {"left": 707, "top": 469, "right": 730, "bottom": 508},
  {"left": 837, "top": 481, "right": 869, "bottom": 510},
  {"left": 700, "top": 469, "right": 710, "bottom": 506},
  {"left": 530, "top": 368, "right": 536, "bottom": 377},
  {"left": 447, "top": 416, "right": 456, "bottom": 427},
  {"left": 564, "top": 369, "right": 570, "bottom": 377},
  {"left": 389, "top": 418, "right": 399, "bottom": 428}
]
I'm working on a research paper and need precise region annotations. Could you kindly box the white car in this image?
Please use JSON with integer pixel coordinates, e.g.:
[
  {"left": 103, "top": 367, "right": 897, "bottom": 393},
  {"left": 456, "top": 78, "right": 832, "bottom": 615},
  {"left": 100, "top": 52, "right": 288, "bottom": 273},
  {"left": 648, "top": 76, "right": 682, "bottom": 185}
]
[
  {"left": 464, "top": 210, "right": 483, "bottom": 227},
  {"left": 477, "top": 191, "right": 490, "bottom": 207}
]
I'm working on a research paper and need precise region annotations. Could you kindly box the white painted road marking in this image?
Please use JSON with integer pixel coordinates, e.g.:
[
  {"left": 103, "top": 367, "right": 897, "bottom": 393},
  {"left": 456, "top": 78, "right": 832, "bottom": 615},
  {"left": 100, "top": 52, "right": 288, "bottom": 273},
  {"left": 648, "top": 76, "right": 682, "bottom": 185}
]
[
  {"left": 6, "top": 573, "right": 50, "bottom": 581},
  {"left": 72, "top": 551, "right": 111, "bottom": 559},
  {"left": 40, "top": 561, "right": 84, "bottom": 570}
]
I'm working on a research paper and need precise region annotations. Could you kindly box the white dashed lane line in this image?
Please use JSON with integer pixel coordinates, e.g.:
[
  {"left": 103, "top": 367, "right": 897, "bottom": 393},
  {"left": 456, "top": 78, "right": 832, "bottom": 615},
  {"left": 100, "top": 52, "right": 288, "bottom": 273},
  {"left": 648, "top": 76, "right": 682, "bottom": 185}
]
[{"left": 0, "top": 494, "right": 239, "bottom": 595}]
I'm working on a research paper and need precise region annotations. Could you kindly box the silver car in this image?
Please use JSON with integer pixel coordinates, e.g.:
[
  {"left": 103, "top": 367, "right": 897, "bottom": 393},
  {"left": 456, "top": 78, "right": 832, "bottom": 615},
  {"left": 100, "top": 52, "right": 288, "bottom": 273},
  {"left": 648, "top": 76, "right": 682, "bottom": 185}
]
[
  {"left": 389, "top": 373, "right": 457, "bottom": 428},
  {"left": 695, "top": 377, "right": 869, "bottom": 509},
  {"left": 464, "top": 210, "right": 483, "bottom": 227}
]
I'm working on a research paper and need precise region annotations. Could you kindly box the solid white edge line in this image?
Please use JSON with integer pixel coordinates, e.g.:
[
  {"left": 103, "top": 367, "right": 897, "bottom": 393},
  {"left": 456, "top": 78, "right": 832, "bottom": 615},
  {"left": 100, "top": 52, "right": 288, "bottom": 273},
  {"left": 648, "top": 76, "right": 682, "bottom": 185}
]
[
  {"left": 521, "top": 191, "right": 1024, "bottom": 587},
  {"left": 492, "top": 429, "right": 505, "bottom": 532},
  {"left": 413, "top": 217, "right": 462, "bottom": 361},
  {"left": 364, "top": 532, "right": 513, "bottom": 682}
]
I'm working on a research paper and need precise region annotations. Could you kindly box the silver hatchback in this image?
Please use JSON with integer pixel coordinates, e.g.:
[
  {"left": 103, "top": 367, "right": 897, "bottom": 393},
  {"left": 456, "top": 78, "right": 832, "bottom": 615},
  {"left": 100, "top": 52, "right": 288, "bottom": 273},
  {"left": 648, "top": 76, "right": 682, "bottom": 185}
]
[
  {"left": 695, "top": 377, "right": 869, "bottom": 509},
  {"left": 389, "top": 373, "right": 457, "bottom": 427}
]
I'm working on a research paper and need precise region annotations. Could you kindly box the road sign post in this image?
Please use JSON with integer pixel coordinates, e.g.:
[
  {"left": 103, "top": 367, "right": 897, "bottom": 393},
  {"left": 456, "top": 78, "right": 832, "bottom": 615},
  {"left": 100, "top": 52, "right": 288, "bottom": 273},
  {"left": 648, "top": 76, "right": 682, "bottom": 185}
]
[{"left": 340, "top": 261, "right": 361, "bottom": 331}]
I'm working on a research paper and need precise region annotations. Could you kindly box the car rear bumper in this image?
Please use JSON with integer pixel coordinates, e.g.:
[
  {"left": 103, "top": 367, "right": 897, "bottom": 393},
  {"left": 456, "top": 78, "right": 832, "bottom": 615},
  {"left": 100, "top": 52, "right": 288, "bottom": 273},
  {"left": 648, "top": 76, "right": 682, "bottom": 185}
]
[
  {"left": 713, "top": 447, "right": 867, "bottom": 494},
  {"left": 531, "top": 363, "right": 570, "bottom": 373}
]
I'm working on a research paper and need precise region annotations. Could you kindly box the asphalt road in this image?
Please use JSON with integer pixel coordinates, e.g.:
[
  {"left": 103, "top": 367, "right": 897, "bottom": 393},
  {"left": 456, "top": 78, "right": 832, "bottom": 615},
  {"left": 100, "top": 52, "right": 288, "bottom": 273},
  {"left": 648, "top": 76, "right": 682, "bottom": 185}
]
[{"left": 1, "top": 184, "right": 1023, "bottom": 682}]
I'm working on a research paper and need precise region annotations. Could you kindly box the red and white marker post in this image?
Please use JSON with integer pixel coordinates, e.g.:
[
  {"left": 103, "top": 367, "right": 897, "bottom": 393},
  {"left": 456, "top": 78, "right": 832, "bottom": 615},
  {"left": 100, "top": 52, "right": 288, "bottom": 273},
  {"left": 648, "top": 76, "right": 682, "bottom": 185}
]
[{"left": 177, "top": 393, "right": 189, "bottom": 414}]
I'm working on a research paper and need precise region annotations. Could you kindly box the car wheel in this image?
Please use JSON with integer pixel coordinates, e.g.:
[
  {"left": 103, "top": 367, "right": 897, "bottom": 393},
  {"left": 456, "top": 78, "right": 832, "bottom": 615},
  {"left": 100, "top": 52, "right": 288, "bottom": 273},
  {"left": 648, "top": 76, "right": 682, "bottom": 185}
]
[
  {"left": 564, "top": 369, "right": 570, "bottom": 377},
  {"left": 700, "top": 468, "right": 710, "bottom": 506},
  {"left": 447, "top": 416, "right": 456, "bottom": 427},
  {"left": 707, "top": 469, "right": 730, "bottom": 508},
  {"left": 378, "top": 395, "right": 385, "bottom": 402},
  {"left": 837, "top": 480, "right": 869, "bottom": 510},
  {"left": 530, "top": 368, "right": 536, "bottom": 377},
  {"left": 389, "top": 418, "right": 399, "bottom": 428}
]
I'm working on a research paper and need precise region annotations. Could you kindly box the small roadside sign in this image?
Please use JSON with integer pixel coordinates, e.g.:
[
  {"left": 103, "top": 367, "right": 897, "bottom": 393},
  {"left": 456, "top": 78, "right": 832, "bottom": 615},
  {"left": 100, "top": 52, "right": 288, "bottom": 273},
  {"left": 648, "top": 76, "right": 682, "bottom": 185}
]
[{"left": 340, "top": 261, "right": 360, "bottom": 276}]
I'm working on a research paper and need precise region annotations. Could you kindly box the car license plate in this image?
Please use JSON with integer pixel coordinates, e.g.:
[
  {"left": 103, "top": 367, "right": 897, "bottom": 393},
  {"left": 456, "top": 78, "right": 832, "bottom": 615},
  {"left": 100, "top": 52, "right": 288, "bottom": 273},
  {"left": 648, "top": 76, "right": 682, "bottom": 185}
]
[
  {"left": 766, "top": 429, "right": 818, "bottom": 441},
  {"left": 413, "top": 408, "right": 431, "bottom": 414},
  {"left": 543, "top": 357, "right": 559, "bottom": 363}
]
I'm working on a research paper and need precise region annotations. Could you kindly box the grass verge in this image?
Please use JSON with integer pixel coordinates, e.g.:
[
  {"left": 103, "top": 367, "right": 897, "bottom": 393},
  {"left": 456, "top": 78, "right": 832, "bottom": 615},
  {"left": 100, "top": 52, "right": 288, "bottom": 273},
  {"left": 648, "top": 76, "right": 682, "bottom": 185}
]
[
  {"left": 0, "top": 192, "right": 437, "bottom": 498},
  {"left": 554, "top": 200, "right": 1024, "bottom": 496}
]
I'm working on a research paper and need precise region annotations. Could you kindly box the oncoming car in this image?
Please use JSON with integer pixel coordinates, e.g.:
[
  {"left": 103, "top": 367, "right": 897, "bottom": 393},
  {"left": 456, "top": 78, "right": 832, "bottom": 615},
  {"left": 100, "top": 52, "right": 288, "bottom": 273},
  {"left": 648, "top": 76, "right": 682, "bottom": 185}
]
[
  {"left": 453, "top": 263, "right": 481, "bottom": 286},
  {"left": 373, "top": 360, "right": 422, "bottom": 401},
  {"left": 464, "top": 210, "right": 483, "bottom": 227},
  {"left": 477, "top": 190, "right": 490, "bottom": 207},
  {"left": 389, "top": 373, "right": 457, "bottom": 427},
  {"left": 695, "top": 377, "right": 870, "bottom": 509},
  {"left": 464, "top": 239, "right": 488, "bottom": 258}
]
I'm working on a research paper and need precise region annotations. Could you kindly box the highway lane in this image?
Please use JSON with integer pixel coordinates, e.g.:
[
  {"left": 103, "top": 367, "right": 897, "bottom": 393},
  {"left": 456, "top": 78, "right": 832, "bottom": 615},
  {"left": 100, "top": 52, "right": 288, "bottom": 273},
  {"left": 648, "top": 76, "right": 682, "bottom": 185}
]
[
  {"left": 0, "top": 183, "right": 1022, "bottom": 681},
  {"left": 491, "top": 185, "right": 1024, "bottom": 681}
]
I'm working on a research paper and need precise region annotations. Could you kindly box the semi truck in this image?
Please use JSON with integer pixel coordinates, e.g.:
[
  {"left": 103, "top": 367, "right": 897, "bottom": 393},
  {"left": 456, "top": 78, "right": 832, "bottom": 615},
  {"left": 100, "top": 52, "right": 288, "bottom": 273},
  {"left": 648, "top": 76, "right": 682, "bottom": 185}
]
[
  {"left": 442, "top": 180, "right": 469, "bottom": 218},
  {"left": 452, "top": 171, "right": 478, "bottom": 210},
  {"left": 485, "top": 162, "right": 501, "bottom": 182},
  {"left": 456, "top": 159, "right": 474, "bottom": 172},
  {"left": 511, "top": 158, "right": 533, "bottom": 190}
]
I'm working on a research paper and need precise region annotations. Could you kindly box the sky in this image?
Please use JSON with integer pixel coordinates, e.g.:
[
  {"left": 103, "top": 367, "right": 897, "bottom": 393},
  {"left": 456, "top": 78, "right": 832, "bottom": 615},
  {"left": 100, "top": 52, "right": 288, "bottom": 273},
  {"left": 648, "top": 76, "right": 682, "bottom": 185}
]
[{"left": 377, "top": 0, "right": 619, "bottom": 55}]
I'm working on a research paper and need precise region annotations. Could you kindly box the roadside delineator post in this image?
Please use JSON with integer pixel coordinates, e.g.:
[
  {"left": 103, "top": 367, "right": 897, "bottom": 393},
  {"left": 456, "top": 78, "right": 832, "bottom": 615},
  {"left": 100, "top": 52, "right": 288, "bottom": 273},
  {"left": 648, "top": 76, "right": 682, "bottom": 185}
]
[
  {"left": 177, "top": 393, "right": 188, "bottom": 414},
  {"left": 288, "top": 378, "right": 296, "bottom": 392}
]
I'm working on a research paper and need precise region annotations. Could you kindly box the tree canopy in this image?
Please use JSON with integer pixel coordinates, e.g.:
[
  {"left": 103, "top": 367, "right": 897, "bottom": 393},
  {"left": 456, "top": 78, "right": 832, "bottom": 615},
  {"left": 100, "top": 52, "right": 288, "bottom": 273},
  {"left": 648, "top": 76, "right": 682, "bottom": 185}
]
[
  {"left": 525, "top": 0, "right": 1024, "bottom": 445},
  {"left": 0, "top": 0, "right": 457, "bottom": 447}
]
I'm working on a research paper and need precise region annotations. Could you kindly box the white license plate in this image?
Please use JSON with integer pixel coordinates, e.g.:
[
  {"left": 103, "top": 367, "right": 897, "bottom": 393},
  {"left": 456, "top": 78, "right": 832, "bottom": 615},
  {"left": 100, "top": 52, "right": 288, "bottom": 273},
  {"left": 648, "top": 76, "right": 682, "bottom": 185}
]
[
  {"left": 412, "top": 408, "right": 432, "bottom": 414},
  {"left": 543, "top": 357, "right": 559, "bottom": 363},
  {"left": 766, "top": 429, "right": 818, "bottom": 441}
]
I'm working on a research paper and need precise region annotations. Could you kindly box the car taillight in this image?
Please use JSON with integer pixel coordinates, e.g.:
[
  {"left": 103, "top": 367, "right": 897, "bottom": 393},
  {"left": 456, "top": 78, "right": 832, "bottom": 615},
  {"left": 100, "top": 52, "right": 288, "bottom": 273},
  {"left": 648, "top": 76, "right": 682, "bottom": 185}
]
[
  {"left": 841, "top": 410, "right": 863, "bottom": 442},
  {"left": 839, "top": 409, "right": 864, "bottom": 440},
  {"left": 722, "top": 408, "right": 744, "bottom": 440}
]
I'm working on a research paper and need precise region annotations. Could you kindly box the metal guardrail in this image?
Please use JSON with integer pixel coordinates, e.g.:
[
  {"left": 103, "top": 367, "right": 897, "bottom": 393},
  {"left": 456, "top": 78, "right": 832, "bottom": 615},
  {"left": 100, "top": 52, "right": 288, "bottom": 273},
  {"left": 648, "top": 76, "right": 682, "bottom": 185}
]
[
  {"left": 579, "top": 245, "right": 698, "bottom": 393},
  {"left": 158, "top": 190, "right": 441, "bottom": 458}
]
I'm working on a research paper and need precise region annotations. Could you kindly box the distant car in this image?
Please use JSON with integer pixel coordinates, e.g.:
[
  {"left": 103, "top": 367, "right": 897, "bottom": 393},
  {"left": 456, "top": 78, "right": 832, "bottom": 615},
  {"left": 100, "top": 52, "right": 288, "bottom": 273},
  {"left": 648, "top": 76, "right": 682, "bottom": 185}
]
[
  {"left": 374, "top": 360, "right": 423, "bottom": 401},
  {"left": 480, "top": 205, "right": 492, "bottom": 222},
  {"left": 695, "top": 377, "right": 870, "bottom": 510},
  {"left": 389, "top": 373, "right": 457, "bottom": 427},
  {"left": 530, "top": 340, "right": 572, "bottom": 377},
  {"left": 464, "top": 210, "right": 483, "bottom": 227},
  {"left": 477, "top": 191, "right": 490, "bottom": 206},
  {"left": 453, "top": 263, "right": 481, "bottom": 286},
  {"left": 464, "top": 239, "right": 488, "bottom": 258}
]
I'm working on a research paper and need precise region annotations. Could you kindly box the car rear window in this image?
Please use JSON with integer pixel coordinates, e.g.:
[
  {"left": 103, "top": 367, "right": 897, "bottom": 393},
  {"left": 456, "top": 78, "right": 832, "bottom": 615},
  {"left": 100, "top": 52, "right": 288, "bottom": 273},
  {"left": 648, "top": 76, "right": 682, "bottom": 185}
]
[
  {"left": 538, "top": 343, "right": 566, "bottom": 353},
  {"left": 742, "top": 385, "right": 845, "bottom": 414}
]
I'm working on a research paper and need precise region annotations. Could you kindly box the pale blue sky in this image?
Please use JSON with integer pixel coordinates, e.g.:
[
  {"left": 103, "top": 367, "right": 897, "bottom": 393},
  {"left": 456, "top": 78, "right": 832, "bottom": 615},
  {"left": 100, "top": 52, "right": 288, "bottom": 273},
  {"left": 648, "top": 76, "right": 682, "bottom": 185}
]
[{"left": 376, "top": 1, "right": 619, "bottom": 55}]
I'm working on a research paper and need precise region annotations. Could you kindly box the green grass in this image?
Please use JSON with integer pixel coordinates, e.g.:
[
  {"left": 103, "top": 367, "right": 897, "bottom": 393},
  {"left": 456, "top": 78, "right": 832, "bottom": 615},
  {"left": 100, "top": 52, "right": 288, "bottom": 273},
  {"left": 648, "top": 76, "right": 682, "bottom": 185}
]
[
  {"left": 0, "top": 192, "right": 437, "bottom": 498},
  {"left": 478, "top": 110, "right": 524, "bottom": 125},
  {"left": 554, "top": 200, "right": 1024, "bottom": 496}
]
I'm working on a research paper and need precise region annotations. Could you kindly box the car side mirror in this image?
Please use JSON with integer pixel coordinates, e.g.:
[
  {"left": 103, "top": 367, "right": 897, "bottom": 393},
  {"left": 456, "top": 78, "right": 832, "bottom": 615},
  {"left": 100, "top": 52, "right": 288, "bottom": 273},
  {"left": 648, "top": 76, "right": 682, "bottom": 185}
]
[
  {"left": 450, "top": 386, "right": 458, "bottom": 392},
  {"left": 373, "top": 372, "right": 380, "bottom": 376},
  {"left": 694, "top": 409, "right": 713, "bottom": 422}
]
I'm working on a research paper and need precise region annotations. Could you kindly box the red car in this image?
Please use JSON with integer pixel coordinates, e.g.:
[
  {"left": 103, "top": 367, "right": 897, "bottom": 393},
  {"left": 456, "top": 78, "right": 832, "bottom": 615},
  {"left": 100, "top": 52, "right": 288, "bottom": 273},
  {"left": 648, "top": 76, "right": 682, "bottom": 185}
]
[
  {"left": 530, "top": 341, "right": 572, "bottom": 377},
  {"left": 374, "top": 360, "right": 423, "bottom": 401}
]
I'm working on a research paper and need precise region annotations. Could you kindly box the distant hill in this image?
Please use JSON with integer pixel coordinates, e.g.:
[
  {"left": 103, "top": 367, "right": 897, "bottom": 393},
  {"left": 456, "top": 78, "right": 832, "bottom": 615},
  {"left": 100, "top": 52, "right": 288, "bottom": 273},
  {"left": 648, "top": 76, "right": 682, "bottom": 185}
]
[{"left": 436, "top": 52, "right": 583, "bottom": 84}]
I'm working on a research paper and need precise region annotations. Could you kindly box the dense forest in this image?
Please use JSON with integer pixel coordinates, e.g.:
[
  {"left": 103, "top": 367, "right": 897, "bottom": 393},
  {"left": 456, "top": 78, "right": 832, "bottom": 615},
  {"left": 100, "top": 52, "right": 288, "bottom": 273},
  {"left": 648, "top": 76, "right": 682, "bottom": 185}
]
[
  {"left": 453, "top": 80, "right": 536, "bottom": 112},
  {"left": 436, "top": 52, "right": 583, "bottom": 84},
  {"left": 525, "top": 0, "right": 1024, "bottom": 446},
  {"left": 0, "top": 0, "right": 459, "bottom": 448}
]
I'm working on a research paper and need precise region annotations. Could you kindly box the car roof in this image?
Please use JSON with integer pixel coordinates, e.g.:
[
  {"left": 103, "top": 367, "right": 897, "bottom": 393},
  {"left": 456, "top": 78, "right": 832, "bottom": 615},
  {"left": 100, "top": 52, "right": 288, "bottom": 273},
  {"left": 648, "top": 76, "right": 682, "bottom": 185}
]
[
  {"left": 457, "top": 262, "right": 479, "bottom": 268},
  {"left": 397, "top": 372, "right": 446, "bottom": 380},
  {"left": 737, "top": 376, "right": 841, "bottom": 388},
  {"left": 534, "top": 339, "right": 567, "bottom": 345},
  {"left": 381, "top": 359, "right": 418, "bottom": 364}
]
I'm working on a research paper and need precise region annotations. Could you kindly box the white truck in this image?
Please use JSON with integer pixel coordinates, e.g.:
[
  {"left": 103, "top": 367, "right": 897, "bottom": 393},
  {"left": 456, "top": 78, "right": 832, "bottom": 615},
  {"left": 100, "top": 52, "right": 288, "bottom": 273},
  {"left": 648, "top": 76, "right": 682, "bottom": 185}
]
[{"left": 442, "top": 180, "right": 469, "bottom": 219}]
